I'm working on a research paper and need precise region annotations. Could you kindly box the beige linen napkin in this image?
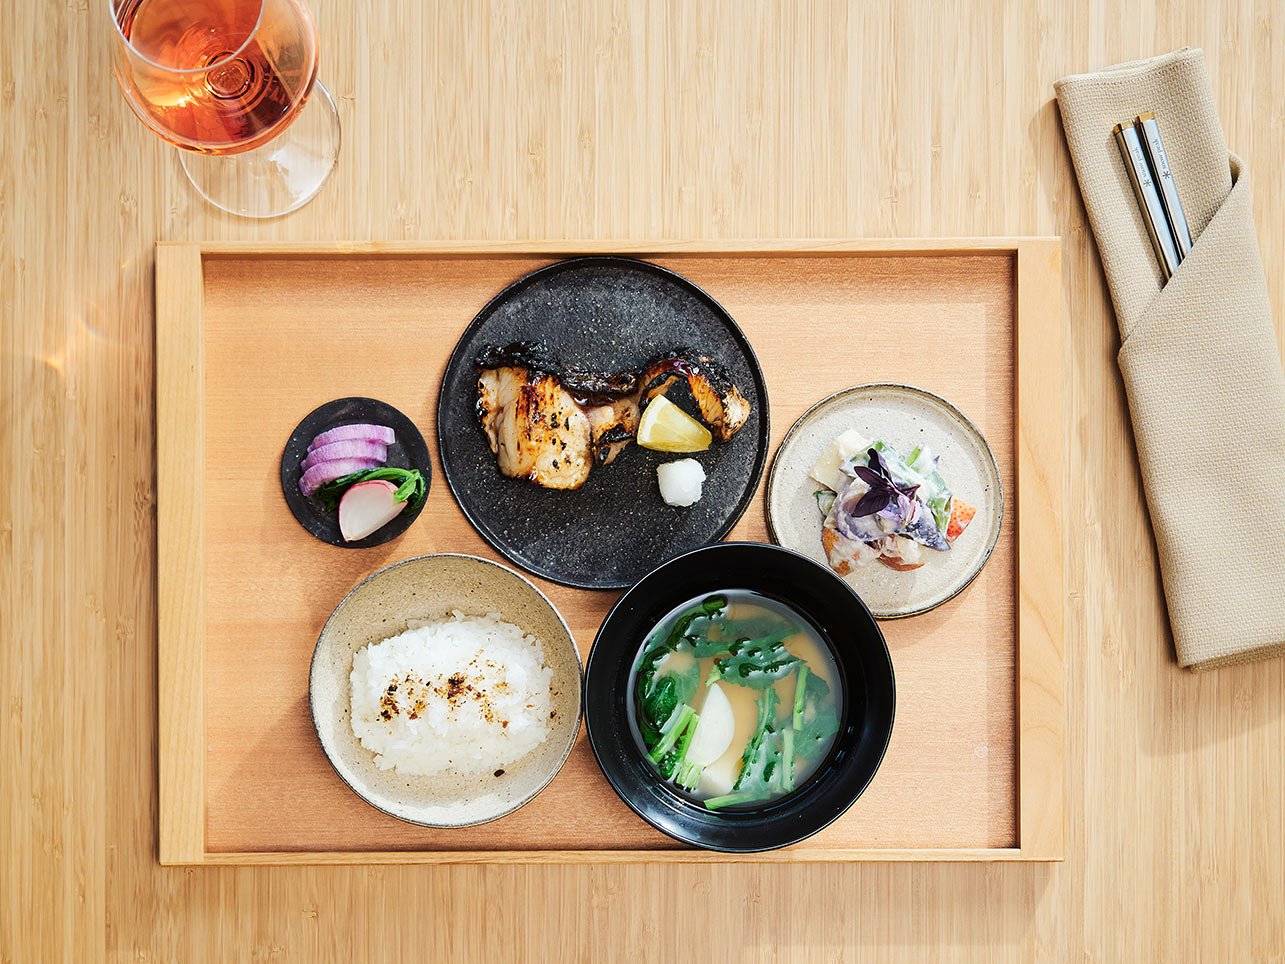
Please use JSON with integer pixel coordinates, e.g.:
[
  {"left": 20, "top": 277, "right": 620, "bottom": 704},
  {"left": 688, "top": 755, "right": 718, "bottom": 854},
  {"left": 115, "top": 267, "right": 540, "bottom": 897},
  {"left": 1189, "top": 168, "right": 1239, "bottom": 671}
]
[{"left": 1056, "top": 48, "right": 1285, "bottom": 670}]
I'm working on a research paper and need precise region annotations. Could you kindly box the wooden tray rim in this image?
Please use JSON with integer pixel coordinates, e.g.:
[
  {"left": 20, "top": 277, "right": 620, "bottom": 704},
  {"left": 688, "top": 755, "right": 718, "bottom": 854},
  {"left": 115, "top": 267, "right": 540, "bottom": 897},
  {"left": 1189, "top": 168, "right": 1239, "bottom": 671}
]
[{"left": 156, "top": 238, "right": 1065, "bottom": 865}]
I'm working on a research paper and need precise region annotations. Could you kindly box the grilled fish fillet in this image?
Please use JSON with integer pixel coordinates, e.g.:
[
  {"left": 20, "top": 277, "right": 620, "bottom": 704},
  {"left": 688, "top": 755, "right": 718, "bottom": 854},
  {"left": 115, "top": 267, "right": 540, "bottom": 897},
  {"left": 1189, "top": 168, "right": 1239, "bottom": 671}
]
[
  {"left": 474, "top": 342, "right": 751, "bottom": 490},
  {"left": 476, "top": 365, "right": 593, "bottom": 489}
]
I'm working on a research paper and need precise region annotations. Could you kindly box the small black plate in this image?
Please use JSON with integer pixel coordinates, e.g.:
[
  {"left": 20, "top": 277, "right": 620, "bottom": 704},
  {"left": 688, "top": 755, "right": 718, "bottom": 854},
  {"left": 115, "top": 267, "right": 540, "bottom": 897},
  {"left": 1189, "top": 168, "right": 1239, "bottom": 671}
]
[
  {"left": 280, "top": 397, "right": 432, "bottom": 548},
  {"left": 437, "top": 256, "right": 770, "bottom": 590},
  {"left": 584, "top": 542, "right": 896, "bottom": 852}
]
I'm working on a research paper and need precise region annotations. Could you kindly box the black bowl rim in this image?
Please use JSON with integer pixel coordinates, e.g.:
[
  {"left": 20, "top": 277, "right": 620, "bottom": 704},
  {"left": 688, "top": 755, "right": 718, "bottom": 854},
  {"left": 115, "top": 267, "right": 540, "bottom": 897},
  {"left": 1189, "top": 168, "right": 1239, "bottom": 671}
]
[
  {"left": 435, "top": 254, "right": 772, "bottom": 590},
  {"left": 583, "top": 540, "right": 896, "bottom": 853}
]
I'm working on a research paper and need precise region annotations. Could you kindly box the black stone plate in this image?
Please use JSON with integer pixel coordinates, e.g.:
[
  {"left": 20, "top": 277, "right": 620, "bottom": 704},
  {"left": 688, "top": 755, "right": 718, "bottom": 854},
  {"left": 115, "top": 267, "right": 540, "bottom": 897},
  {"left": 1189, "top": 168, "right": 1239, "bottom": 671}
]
[
  {"left": 437, "top": 256, "right": 769, "bottom": 590},
  {"left": 280, "top": 397, "right": 431, "bottom": 548}
]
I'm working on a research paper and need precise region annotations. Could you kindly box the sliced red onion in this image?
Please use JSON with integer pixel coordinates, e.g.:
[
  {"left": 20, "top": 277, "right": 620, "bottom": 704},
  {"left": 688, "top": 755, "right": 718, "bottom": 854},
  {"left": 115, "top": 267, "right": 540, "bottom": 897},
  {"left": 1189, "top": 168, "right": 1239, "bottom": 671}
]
[
  {"left": 301, "top": 439, "right": 388, "bottom": 471},
  {"left": 300, "top": 457, "right": 382, "bottom": 496},
  {"left": 307, "top": 423, "right": 395, "bottom": 451}
]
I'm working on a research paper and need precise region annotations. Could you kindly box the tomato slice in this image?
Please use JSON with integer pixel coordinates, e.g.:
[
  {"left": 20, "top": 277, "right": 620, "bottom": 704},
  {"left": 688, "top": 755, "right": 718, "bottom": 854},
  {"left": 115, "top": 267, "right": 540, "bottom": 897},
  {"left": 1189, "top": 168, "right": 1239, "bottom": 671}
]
[{"left": 945, "top": 498, "right": 977, "bottom": 542}]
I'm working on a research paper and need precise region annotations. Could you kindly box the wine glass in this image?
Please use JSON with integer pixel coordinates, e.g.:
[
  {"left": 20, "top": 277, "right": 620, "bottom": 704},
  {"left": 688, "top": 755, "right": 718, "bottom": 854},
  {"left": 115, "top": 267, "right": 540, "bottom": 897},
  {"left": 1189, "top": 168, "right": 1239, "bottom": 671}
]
[{"left": 109, "top": 0, "right": 340, "bottom": 218}]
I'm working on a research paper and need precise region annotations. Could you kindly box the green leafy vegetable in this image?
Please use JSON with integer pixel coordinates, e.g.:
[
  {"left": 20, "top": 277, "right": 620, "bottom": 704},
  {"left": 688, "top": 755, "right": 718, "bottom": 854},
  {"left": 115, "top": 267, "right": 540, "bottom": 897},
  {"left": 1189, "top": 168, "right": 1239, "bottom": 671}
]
[
  {"left": 691, "top": 636, "right": 732, "bottom": 658},
  {"left": 648, "top": 705, "right": 697, "bottom": 763},
  {"left": 654, "top": 707, "right": 701, "bottom": 783},
  {"left": 793, "top": 671, "right": 841, "bottom": 759},
  {"left": 731, "top": 689, "right": 782, "bottom": 796},
  {"left": 315, "top": 467, "right": 428, "bottom": 511},
  {"left": 634, "top": 596, "right": 725, "bottom": 748},
  {"left": 673, "top": 757, "right": 704, "bottom": 791},
  {"left": 637, "top": 673, "right": 678, "bottom": 746},
  {"left": 781, "top": 727, "right": 796, "bottom": 792},
  {"left": 707, "top": 633, "right": 801, "bottom": 689},
  {"left": 792, "top": 664, "right": 810, "bottom": 730},
  {"left": 703, "top": 790, "right": 768, "bottom": 811},
  {"left": 719, "top": 609, "right": 796, "bottom": 642}
]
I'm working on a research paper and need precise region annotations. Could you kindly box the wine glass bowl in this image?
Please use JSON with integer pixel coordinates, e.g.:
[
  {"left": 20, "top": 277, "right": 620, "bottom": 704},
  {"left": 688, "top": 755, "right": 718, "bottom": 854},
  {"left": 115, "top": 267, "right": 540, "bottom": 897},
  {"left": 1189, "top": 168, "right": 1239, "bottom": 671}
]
[{"left": 109, "top": 0, "right": 339, "bottom": 217}]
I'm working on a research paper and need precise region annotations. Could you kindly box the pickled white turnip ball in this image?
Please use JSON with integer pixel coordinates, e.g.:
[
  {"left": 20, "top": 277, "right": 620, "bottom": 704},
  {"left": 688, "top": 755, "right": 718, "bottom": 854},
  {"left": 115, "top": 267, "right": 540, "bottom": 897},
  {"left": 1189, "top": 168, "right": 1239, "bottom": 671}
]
[{"left": 657, "top": 459, "right": 706, "bottom": 507}]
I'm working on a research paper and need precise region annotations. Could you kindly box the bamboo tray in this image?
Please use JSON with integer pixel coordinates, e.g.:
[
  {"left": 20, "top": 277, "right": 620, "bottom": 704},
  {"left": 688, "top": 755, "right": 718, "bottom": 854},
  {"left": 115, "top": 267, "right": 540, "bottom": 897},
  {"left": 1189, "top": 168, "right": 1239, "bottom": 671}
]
[{"left": 157, "top": 240, "right": 1064, "bottom": 865}]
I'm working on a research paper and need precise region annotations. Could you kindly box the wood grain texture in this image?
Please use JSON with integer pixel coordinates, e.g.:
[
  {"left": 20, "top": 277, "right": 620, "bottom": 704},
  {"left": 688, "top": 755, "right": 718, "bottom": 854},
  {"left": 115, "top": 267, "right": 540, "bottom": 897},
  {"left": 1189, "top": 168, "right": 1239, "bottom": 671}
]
[
  {"left": 3, "top": 1, "right": 1283, "bottom": 961},
  {"left": 154, "top": 244, "right": 206, "bottom": 865},
  {"left": 161, "top": 242, "right": 1048, "bottom": 861},
  {"left": 1014, "top": 239, "right": 1066, "bottom": 860}
]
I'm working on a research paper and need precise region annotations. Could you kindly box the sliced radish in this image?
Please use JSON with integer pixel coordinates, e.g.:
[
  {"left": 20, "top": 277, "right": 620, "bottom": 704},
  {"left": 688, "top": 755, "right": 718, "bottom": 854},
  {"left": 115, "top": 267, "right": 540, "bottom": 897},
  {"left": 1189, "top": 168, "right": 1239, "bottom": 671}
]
[
  {"left": 301, "top": 439, "right": 388, "bottom": 471},
  {"left": 308, "top": 423, "right": 395, "bottom": 451},
  {"left": 686, "top": 682, "right": 736, "bottom": 766},
  {"left": 338, "top": 480, "right": 407, "bottom": 542},
  {"left": 300, "top": 457, "right": 382, "bottom": 496}
]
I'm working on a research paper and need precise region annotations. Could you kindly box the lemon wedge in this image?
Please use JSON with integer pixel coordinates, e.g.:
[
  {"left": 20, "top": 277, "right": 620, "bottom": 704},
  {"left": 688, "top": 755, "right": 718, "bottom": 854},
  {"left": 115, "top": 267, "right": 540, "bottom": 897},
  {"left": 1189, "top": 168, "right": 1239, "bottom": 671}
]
[{"left": 637, "top": 396, "right": 712, "bottom": 452}]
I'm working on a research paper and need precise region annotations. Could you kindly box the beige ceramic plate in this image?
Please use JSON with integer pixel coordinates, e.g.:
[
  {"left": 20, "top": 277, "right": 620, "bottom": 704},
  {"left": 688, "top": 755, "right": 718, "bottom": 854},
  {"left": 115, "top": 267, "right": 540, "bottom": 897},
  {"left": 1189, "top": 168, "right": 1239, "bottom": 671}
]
[
  {"left": 309, "top": 553, "right": 583, "bottom": 827},
  {"left": 766, "top": 384, "right": 1002, "bottom": 619}
]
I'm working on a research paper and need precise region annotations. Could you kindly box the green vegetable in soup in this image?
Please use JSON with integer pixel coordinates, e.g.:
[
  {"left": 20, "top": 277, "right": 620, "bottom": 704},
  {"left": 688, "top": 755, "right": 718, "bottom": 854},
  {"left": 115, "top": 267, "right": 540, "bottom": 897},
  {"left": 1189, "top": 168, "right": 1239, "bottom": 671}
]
[
  {"left": 792, "top": 664, "right": 810, "bottom": 729},
  {"left": 703, "top": 790, "right": 768, "bottom": 811},
  {"left": 632, "top": 590, "right": 844, "bottom": 812},
  {"left": 661, "top": 595, "right": 727, "bottom": 648},
  {"left": 706, "top": 633, "right": 801, "bottom": 689},
  {"left": 650, "top": 702, "right": 705, "bottom": 789},
  {"left": 648, "top": 704, "right": 697, "bottom": 763},
  {"left": 689, "top": 607, "right": 792, "bottom": 658},
  {"left": 719, "top": 609, "right": 797, "bottom": 643},
  {"left": 781, "top": 727, "right": 796, "bottom": 792},
  {"left": 793, "top": 671, "right": 841, "bottom": 759},
  {"left": 634, "top": 595, "right": 725, "bottom": 746},
  {"left": 731, "top": 689, "right": 782, "bottom": 796}
]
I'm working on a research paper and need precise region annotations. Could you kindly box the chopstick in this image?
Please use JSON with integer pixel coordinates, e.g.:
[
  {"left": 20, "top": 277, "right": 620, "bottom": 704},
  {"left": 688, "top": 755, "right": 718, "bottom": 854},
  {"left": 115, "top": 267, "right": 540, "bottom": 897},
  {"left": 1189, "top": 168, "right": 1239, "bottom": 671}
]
[
  {"left": 1112, "top": 112, "right": 1191, "bottom": 281},
  {"left": 1114, "top": 120, "right": 1181, "bottom": 280},
  {"left": 1135, "top": 112, "right": 1193, "bottom": 259}
]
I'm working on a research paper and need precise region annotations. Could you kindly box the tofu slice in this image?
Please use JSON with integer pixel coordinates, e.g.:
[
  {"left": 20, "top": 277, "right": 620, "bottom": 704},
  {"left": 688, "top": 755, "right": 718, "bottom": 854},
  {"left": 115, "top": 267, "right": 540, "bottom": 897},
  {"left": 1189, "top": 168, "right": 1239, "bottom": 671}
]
[{"left": 808, "top": 429, "right": 871, "bottom": 493}]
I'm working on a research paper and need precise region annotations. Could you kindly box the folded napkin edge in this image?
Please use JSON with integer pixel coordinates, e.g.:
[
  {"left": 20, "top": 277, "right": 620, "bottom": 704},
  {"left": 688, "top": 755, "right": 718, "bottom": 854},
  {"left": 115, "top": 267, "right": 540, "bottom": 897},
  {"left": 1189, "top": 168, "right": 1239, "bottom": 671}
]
[
  {"left": 1116, "top": 153, "right": 1247, "bottom": 351},
  {"left": 1187, "top": 641, "right": 1285, "bottom": 672},
  {"left": 1053, "top": 46, "right": 1201, "bottom": 95}
]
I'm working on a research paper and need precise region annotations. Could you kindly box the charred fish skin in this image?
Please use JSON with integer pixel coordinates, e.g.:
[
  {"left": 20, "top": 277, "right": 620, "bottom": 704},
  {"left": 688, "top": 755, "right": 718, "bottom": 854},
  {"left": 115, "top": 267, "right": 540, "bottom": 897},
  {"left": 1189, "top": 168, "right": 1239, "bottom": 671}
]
[
  {"left": 637, "top": 348, "right": 751, "bottom": 442},
  {"left": 475, "top": 341, "right": 641, "bottom": 399},
  {"left": 474, "top": 341, "right": 751, "bottom": 489}
]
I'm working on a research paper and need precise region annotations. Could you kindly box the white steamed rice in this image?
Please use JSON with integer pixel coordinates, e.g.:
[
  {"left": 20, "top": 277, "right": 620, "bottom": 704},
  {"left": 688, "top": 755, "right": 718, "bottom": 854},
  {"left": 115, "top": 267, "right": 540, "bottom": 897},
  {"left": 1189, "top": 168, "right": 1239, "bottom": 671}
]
[{"left": 349, "top": 611, "right": 553, "bottom": 776}]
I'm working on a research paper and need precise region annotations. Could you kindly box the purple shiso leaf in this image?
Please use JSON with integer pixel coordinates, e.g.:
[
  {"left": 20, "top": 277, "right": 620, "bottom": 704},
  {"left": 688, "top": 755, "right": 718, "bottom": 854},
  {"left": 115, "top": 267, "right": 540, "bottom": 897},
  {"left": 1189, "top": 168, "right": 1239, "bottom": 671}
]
[
  {"left": 852, "top": 487, "right": 893, "bottom": 517},
  {"left": 852, "top": 465, "right": 884, "bottom": 487}
]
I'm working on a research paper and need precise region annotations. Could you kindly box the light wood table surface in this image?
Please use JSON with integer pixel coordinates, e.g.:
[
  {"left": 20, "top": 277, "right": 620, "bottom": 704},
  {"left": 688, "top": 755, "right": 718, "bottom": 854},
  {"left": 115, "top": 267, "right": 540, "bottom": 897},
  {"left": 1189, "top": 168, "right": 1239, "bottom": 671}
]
[{"left": 3, "top": 1, "right": 1282, "bottom": 960}]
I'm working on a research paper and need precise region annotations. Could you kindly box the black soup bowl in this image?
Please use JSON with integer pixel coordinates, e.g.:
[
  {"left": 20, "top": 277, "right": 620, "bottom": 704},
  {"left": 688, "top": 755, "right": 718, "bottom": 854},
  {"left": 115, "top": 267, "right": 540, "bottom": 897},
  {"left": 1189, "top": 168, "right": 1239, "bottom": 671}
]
[{"left": 584, "top": 542, "right": 895, "bottom": 853}]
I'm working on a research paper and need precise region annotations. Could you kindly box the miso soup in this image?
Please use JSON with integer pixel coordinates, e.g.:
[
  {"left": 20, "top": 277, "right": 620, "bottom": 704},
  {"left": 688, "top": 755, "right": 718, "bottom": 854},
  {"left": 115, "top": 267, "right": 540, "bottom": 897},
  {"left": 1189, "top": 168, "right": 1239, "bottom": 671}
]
[{"left": 629, "top": 590, "right": 843, "bottom": 810}]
